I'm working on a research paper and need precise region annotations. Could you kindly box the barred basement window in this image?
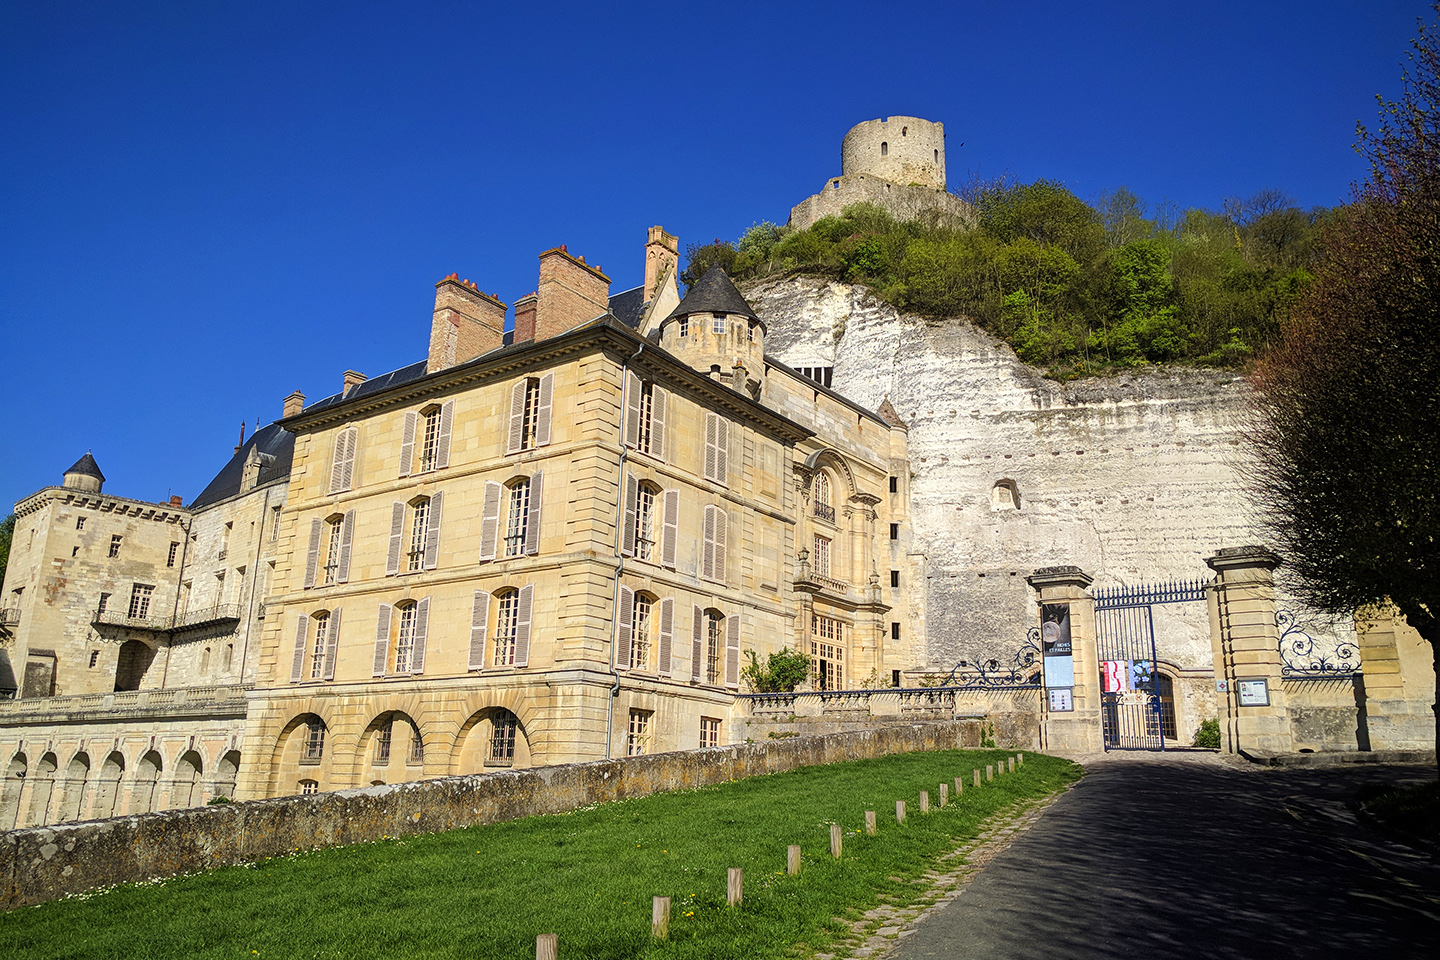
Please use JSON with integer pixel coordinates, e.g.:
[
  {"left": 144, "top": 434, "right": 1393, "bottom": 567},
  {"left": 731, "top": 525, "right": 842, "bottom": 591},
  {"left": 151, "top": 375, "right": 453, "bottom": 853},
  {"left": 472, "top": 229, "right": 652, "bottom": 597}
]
[
  {"left": 811, "top": 615, "right": 844, "bottom": 691},
  {"left": 407, "top": 729, "right": 424, "bottom": 765},
  {"left": 302, "top": 721, "right": 325, "bottom": 763},
  {"left": 374, "top": 723, "right": 392, "bottom": 764},
  {"left": 627, "top": 709, "right": 651, "bottom": 756},
  {"left": 700, "top": 717, "right": 720, "bottom": 749},
  {"left": 493, "top": 589, "right": 520, "bottom": 666},
  {"left": 490, "top": 709, "right": 518, "bottom": 763}
]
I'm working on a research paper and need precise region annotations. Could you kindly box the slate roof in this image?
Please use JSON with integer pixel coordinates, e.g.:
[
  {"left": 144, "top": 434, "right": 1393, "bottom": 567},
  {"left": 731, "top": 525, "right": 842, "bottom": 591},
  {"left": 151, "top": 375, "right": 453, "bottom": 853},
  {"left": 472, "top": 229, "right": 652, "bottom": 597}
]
[
  {"left": 608, "top": 285, "right": 647, "bottom": 329},
  {"left": 665, "top": 266, "right": 758, "bottom": 322},
  {"left": 189, "top": 422, "right": 296, "bottom": 509},
  {"left": 64, "top": 452, "right": 105, "bottom": 482},
  {"left": 303, "top": 360, "right": 431, "bottom": 415}
]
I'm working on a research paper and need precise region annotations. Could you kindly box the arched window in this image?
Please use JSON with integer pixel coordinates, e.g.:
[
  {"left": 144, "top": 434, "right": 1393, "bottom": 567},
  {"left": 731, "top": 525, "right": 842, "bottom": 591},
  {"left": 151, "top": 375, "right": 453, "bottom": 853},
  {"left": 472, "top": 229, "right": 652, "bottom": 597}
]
[
  {"left": 507, "top": 374, "right": 554, "bottom": 452},
  {"left": 505, "top": 478, "right": 531, "bottom": 557},
  {"left": 881, "top": 142, "right": 888, "bottom": 156},
  {"left": 1, "top": 753, "right": 27, "bottom": 829},
  {"left": 418, "top": 404, "right": 443, "bottom": 473},
  {"left": 813, "top": 472, "right": 834, "bottom": 522},
  {"left": 200, "top": 647, "right": 212, "bottom": 674},
  {"left": 302, "top": 718, "right": 326, "bottom": 763},
  {"left": 94, "top": 752, "right": 124, "bottom": 819},
  {"left": 309, "top": 612, "right": 331, "bottom": 679},
  {"left": 131, "top": 751, "right": 161, "bottom": 814},
  {"left": 174, "top": 750, "right": 203, "bottom": 808},
  {"left": 494, "top": 589, "right": 520, "bottom": 666},
  {"left": 394, "top": 602, "right": 419, "bottom": 673},
  {"left": 490, "top": 709, "right": 519, "bottom": 764},
  {"left": 323, "top": 513, "right": 345, "bottom": 584},
  {"left": 56, "top": 753, "right": 89, "bottom": 822},
  {"left": 902, "top": 126, "right": 908, "bottom": 136},
  {"left": 114, "top": 639, "right": 154, "bottom": 691}
]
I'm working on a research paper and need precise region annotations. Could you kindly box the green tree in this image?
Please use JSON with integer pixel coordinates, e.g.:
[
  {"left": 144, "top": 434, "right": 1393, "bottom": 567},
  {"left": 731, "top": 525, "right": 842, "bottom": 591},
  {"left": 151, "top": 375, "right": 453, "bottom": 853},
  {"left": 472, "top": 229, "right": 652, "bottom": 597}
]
[
  {"left": 679, "top": 239, "right": 738, "bottom": 290},
  {"left": 1249, "top": 10, "right": 1440, "bottom": 770}
]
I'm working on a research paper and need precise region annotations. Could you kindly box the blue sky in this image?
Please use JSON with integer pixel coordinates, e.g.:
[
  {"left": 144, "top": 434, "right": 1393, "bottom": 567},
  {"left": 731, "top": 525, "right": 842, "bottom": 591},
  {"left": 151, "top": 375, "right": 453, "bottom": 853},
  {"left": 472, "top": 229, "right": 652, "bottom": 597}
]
[{"left": 0, "top": 0, "right": 1426, "bottom": 511}]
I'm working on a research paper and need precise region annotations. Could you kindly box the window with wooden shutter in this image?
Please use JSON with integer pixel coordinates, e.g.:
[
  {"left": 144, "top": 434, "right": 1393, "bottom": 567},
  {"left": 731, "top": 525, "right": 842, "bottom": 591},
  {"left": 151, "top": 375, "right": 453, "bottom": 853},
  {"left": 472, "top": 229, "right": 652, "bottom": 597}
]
[
  {"left": 620, "top": 471, "right": 638, "bottom": 557},
  {"left": 385, "top": 501, "right": 405, "bottom": 576},
  {"left": 715, "top": 509, "right": 728, "bottom": 583},
  {"left": 290, "top": 613, "right": 310, "bottom": 682},
  {"left": 657, "top": 597, "right": 674, "bottom": 677},
  {"left": 523, "top": 471, "right": 543, "bottom": 556},
  {"left": 624, "top": 370, "right": 642, "bottom": 449},
  {"left": 494, "top": 589, "right": 519, "bottom": 666},
  {"left": 436, "top": 399, "right": 454, "bottom": 469},
  {"left": 661, "top": 489, "right": 679, "bottom": 569},
  {"left": 394, "top": 602, "right": 417, "bottom": 672},
  {"left": 632, "top": 593, "right": 652, "bottom": 671},
  {"left": 329, "top": 428, "right": 357, "bottom": 494},
  {"left": 616, "top": 585, "right": 634, "bottom": 673},
  {"left": 535, "top": 372, "right": 554, "bottom": 446},
  {"left": 479, "top": 481, "right": 502, "bottom": 562},
  {"left": 507, "top": 379, "right": 528, "bottom": 454},
  {"left": 635, "top": 484, "right": 657, "bottom": 561},
  {"left": 504, "top": 479, "right": 530, "bottom": 557},
  {"left": 703, "top": 413, "right": 729, "bottom": 484},
  {"left": 691, "top": 604, "right": 703, "bottom": 682},
  {"left": 337, "top": 510, "right": 355, "bottom": 583},
  {"left": 650, "top": 386, "right": 667, "bottom": 460},
  {"left": 321, "top": 607, "right": 342, "bottom": 680},
  {"left": 725, "top": 613, "right": 740, "bottom": 689},
  {"left": 399, "top": 411, "right": 417, "bottom": 478},
  {"left": 423, "top": 491, "right": 443, "bottom": 570},
  {"left": 702, "top": 505, "right": 727, "bottom": 583},
  {"left": 469, "top": 591, "right": 490, "bottom": 670},
  {"left": 514, "top": 584, "right": 533, "bottom": 667},
  {"left": 372, "top": 603, "right": 392, "bottom": 677},
  {"left": 304, "top": 518, "right": 322, "bottom": 588},
  {"left": 410, "top": 597, "right": 430, "bottom": 674},
  {"left": 704, "top": 413, "right": 720, "bottom": 482}
]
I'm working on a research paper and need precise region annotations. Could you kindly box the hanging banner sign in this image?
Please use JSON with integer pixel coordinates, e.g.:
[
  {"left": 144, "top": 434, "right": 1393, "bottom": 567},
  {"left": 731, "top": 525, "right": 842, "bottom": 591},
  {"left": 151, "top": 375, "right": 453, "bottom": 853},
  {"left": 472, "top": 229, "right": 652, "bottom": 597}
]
[
  {"left": 1039, "top": 603, "right": 1074, "bottom": 692},
  {"left": 1100, "top": 660, "right": 1130, "bottom": 693}
]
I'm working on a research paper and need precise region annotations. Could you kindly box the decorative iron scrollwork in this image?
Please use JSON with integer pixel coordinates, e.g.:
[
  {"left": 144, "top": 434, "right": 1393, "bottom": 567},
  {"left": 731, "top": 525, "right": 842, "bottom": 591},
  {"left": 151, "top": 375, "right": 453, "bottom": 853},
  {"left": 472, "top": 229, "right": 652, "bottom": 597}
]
[
  {"left": 943, "top": 630, "right": 1043, "bottom": 689},
  {"left": 1277, "top": 610, "right": 1361, "bottom": 677}
]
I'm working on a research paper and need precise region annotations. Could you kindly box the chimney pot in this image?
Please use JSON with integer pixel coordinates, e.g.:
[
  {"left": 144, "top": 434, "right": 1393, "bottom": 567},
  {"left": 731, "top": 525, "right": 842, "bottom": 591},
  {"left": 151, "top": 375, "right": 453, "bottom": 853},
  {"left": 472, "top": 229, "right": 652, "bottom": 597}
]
[{"left": 343, "top": 370, "right": 367, "bottom": 396}]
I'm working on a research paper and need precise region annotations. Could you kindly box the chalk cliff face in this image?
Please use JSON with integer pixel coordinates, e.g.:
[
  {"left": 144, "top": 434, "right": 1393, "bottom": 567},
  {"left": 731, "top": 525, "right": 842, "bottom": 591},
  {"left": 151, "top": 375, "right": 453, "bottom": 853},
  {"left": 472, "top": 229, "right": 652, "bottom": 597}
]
[{"left": 747, "top": 276, "right": 1269, "bottom": 672}]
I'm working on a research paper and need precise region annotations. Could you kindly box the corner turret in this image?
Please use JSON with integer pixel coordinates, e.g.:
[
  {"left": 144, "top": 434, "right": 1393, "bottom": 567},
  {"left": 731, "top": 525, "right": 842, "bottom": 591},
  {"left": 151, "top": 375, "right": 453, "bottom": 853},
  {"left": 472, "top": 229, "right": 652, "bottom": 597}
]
[
  {"left": 659, "top": 266, "right": 766, "bottom": 398},
  {"left": 62, "top": 452, "right": 105, "bottom": 493}
]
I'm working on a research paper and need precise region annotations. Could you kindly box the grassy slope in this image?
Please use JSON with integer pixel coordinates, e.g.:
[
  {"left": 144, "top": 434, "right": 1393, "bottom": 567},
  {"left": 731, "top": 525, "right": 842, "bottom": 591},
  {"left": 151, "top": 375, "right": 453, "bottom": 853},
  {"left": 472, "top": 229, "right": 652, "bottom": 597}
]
[{"left": 1, "top": 750, "right": 1080, "bottom": 960}]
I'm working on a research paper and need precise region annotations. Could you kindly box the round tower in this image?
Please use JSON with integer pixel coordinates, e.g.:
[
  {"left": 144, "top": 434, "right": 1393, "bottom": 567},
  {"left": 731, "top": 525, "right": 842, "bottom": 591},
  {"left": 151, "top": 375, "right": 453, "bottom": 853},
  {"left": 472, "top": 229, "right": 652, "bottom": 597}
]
[
  {"left": 841, "top": 116, "right": 946, "bottom": 189},
  {"left": 659, "top": 266, "right": 766, "bottom": 397},
  {"left": 62, "top": 452, "right": 105, "bottom": 493}
]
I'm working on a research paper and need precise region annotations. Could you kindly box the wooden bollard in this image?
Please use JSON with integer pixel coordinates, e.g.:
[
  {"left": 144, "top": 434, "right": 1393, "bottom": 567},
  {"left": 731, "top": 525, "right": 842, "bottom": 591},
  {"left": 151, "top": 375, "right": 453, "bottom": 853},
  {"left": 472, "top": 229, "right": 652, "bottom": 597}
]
[
  {"left": 537, "top": 933, "right": 558, "bottom": 960},
  {"left": 919, "top": 790, "right": 930, "bottom": 813},
  {"left": 954, "top": 775, "right": 964, "bottom": 796},
  {"left": 973, "top": 769, "right": 981, "bottom": 787},
  {"left": 1018, "top": 752, "right": 1025, "bottom": 766},
  {"left": 986, "top": 764, "right": 994, "bottom": 781},
  {"left": 652, "top": 897, "right": 670, "bottom": 940},
  {"left": 728, "top": 867, "right": 743, "bottom": 906},
  {"left": 1008, "top": 757, "right": 1015, "bottom": 773},
  {"left": 787, "top": 844, "right": 802, "bottom": 876},
  {"left": 865, "top": 810, "right": 877, "bottom": 835},
  {"left": 896, "top": 799, "right": 907, "bottom": 824},
  {"left": 831, "top": 823, "right": 843, "bottom": 857},
  {"left": 939, "top": 782, "right": 949, "bottom": 807}
]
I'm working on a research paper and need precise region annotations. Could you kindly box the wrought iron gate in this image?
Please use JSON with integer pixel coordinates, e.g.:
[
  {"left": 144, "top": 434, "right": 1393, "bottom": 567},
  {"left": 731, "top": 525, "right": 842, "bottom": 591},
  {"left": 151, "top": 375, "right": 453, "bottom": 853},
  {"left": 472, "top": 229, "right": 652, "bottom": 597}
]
[{"left": 1093, "top": 579, "right": 1207, "bottom": 750}]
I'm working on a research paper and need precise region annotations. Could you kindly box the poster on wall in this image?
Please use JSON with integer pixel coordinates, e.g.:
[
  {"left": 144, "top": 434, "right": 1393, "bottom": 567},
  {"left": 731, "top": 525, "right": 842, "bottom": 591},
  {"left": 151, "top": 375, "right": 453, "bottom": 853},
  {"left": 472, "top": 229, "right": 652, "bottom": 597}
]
[
  {"left": 1100, "top": 660, "right": 1131, "bottom": 693},
  {"left": 1040, "top": 603, "right": 1074, "bottom": 693},
  {"left": 1048, "top": 687, "right": 1074, "bottom": 712}
]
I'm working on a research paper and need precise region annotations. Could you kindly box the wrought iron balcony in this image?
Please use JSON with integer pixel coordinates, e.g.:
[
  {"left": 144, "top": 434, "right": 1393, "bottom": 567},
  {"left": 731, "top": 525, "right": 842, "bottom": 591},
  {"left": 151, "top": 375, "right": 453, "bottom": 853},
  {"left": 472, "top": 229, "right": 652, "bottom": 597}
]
[
  {"left": 172, "top": 603, "right": 243, "bottom": 632},
  {"left": 91, "top": 603, "right": 243, "bottom": 634},
  {"left": 92, "top": 608, "right": 172, "bottom": 632},
  {"left": 813, "top": 503, "right": 836, "bottom": 523}
]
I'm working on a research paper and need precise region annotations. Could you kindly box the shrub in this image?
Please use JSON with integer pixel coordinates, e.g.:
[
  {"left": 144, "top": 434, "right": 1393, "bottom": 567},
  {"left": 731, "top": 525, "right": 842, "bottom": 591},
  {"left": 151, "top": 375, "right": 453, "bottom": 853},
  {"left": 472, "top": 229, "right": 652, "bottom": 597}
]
[
  {"left": 741, "top": 647, "right": 811, "bottom": 693},
  {"left": 1192, "top": 718, "right": 1221, "bottom": 749}
]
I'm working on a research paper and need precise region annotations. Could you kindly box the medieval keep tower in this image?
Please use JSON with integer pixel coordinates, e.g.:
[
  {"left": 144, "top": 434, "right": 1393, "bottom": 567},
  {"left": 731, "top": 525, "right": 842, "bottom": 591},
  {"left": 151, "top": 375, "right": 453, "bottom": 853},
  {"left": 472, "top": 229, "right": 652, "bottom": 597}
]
[{"left": 789, "top": 116, "right": 970, "bottom": 230}]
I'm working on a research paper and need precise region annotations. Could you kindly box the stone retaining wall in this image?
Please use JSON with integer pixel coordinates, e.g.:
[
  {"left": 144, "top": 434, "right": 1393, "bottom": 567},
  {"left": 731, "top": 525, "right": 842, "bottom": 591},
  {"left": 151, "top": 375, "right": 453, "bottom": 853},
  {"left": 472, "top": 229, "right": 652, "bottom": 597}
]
[{"left": 0, "top": 719, "right": 984, "bottom": 910}]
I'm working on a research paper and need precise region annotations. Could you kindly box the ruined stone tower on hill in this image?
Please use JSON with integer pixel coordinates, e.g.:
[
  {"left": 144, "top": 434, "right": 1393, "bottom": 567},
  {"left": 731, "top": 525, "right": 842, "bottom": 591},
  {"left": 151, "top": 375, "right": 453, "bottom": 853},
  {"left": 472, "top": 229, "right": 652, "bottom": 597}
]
[{"left": 789, "top": 116, "right": 972, "bottom": 230}]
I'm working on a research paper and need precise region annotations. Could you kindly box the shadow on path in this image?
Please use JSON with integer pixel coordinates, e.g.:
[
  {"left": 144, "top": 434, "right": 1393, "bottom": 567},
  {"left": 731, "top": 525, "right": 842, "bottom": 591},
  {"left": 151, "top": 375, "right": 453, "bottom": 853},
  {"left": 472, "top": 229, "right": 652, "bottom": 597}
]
[{"left": 892, "top": 755, "right": 1439, "bottom": 959}]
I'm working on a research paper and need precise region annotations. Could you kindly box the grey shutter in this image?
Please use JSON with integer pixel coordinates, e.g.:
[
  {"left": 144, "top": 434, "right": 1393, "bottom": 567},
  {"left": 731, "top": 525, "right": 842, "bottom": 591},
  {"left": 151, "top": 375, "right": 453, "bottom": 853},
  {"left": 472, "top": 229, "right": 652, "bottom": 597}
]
[
  {"left": 479, "top": 481, "right": 502, "bottom": 562},
  {"left": 623, "top": 370, "right": 642, "bottom": 449},
  {"left": 715, "top": 418, "right": 729, "bottom": 483},
  {"left": 329, "top": 432, "right": 346, "bottom": 494},
  {"left": 507, "top": 380, "right": 527, "bottom": 453},
  {"left": 336, "top": 510, "right": 355, "bottom": 583},
  {"left": 661, "top": 489, "right": 679, "bottom": 569},
  {"left": 399, "top": 411, "right": 417, "bottom": 478},
  {"left": 704, "top": 413, "right": 719, "bottom": 482},
  {"left": 514, "top": 584, "right": 533, "bottom": 667},
  {"left": 657, "top": 597, "right": 674, "bottom": 677},
  {"left": 469, "top": 591, "right": 491, "bottom": 670},
  {"left": 691, "top": 604, "right": 703, "bottom": 682},
  {"left": 714, "top": 510, "right": 728, "bottom": 585},
  {"left": 702, "top": 506, "right": 716, "bottom": 581},
  {"left": 620, "top": 471, "right": 638, "bottom": 557},
  {"left": 290, "top": 614, "right": 309, "bottom": 683},
  {"left": 304, "top": 518, "right": 322, "bottom": 588},
  {"left": 423, "top": 491, "right": 443, "bottom": 570},
  {"left": 340, "top": 428, "right": 356, "bottom": 491},
  {"left": 436, "top": 400, "right": 454, "bottom": 469},
  {"left": 385, "top": 501, "right": 405, "bottom": 576},
  {"left": 410, "top": 597, "right": 429, "bottom": 674},
  {"left": 535, "top": 372, "right": 554, "bottom": 446},
  {"left": 725, "top": 612, "right": 740, "bottom": 690},
  {"left": 617, "top": 585, "right": 634, "bottom": 671},
  {"left": 523, "top": 472, "right": 543, "bottom": 556},
  {"left": 651, "top": 387, "right": 667, "bottom": 461},
  {"left": 322, "top": 607, "right": 341, "bottom": 680},
  {"left": 372, "top": 603, "right": 392, "bottom": 677}
]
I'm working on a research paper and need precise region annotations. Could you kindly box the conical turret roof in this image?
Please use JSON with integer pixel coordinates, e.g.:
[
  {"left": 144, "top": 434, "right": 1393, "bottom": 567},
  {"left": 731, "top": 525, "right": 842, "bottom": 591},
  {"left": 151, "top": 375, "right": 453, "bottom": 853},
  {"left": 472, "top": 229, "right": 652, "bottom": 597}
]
[
  {"left": 665, "top": 266, "right": 759, "bottom": 322},
  {"left": 64, "top": 452, "right": 105, "bottom": 482}
]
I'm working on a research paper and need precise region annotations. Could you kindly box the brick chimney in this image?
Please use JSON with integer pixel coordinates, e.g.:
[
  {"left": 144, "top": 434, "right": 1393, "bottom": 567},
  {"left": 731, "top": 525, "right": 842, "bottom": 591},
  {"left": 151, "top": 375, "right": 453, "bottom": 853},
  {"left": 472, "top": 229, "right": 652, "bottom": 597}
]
[
  {"left": 430, "top": 275, "right": 507, "bottom": 373},
  {"left": 170, "top": 495, "right": 183, "bottom": 508},
  {"left": 342, "top": 370, "right": 366, "bottom": 396},
  {"left": 645, "top": 226, "right": 678, "bottom": 299},
  {"left": 512, "top": 293, "right": 538, "bottom": 344},
  {"left": 535, "top": 246, "right": 610, "bottom": 341},
  {"left": 283, "top": 391, "right": 305, "bottom": 418}
]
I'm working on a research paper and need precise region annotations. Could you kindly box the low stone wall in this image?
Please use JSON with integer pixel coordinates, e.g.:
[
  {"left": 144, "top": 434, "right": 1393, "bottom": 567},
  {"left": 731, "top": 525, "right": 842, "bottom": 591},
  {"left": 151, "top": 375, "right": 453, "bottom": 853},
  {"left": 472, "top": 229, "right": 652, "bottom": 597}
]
[
  {"left": 1284, "top": 677, "right": 1363, "bottom": 752},
  {"left": 737, "top": 688, "right": 1039, "bottom": 750},
  {"left": 0, "top": 719, "right": 984, "bottom": 910}
]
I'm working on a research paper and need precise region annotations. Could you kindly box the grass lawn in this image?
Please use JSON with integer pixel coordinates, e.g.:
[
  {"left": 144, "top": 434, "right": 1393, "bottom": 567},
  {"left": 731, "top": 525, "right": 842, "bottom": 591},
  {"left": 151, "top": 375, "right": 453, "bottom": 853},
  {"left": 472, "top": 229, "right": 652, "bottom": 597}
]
[{"left": 1, "top": 749, "right": 1081, "bottom": 960}]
